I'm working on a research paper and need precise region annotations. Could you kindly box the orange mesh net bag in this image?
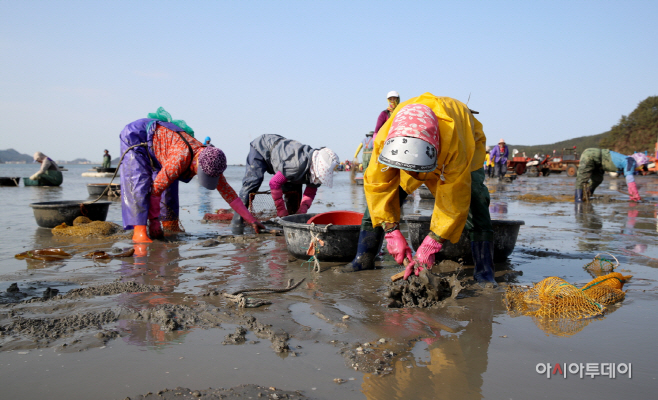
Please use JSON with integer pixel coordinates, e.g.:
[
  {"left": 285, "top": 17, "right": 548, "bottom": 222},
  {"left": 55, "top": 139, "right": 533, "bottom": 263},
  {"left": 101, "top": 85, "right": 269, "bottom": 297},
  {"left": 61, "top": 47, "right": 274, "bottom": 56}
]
[
  {"left": 581, "top": 272, "right": 632, "bottom": 305},
  {"left": 159, "top": 202, "right": 185, "bottom": 234},
  {"left": 52, "top": 216, "right": 123, "bottom": 238},
  {"left": 505, "top": 272, "right": 632, "bottom": 337}
]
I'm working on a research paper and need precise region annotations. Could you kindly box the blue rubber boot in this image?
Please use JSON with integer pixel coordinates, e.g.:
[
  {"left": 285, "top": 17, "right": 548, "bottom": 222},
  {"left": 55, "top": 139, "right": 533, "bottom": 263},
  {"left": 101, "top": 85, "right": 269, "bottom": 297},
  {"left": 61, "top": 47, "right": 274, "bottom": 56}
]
[
  {"left": 574, "top": 189, "right": 583, "bottom": 203},
  {"left": 339, "top": 228, "right": 384, "bottom": 272},
  {"left": 471, "top": 241, "right": 497, "bottom": 288}
]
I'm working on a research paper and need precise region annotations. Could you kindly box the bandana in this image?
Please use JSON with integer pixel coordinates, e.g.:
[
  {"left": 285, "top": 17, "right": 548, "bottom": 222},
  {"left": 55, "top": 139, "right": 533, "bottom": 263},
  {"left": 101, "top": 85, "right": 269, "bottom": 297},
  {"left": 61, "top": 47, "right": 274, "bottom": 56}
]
[
  {"left": 631, "top": 152, "right": 649, "bottom": 166},
  {"left": 310, "top": 148, "right": 339, "bottom": 188},
  {"left": 387, "top": 104, "right": 439, "bottom": 149}
]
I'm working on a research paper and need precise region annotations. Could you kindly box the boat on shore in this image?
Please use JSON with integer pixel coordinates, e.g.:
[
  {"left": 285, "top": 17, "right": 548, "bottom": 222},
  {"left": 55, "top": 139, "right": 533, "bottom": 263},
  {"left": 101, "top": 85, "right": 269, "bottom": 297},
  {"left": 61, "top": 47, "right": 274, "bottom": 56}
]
[{"left": 0, "top": 177, "right": 21, "bottom": 186}]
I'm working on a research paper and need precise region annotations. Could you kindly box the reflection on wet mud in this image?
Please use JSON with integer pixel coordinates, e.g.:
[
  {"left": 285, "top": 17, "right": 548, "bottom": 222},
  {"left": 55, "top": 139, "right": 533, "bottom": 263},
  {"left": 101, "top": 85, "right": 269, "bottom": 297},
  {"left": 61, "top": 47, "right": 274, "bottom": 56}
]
[{"left": 361, "top": 293, "right": 502, "bottom": 400}]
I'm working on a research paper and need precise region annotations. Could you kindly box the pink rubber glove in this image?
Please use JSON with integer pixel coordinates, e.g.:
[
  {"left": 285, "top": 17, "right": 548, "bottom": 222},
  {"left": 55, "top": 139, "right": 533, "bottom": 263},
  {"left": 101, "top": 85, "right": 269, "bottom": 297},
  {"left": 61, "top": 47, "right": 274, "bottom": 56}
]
[
  {"left": 229, "top": 198, "right": 257, "bottom": 224},
  {"left": 269, "top": 171, "right": 289, "bottom": 217},
  {"left": 229, "top": 198, "right": 266, "bottom": 233},
  {"left": 271, "top": 188, "right": 288, "bottom": 217},
  {"left": 385, "top": 229, "right": 413, "bottom": 266},
  {"left": 628, "top": 181, "right": 641, "bottom": 202},
  {"left": 296, "top": 186, "right": 317, "bottom": 214},
  {"left": 403, "top": 235, "right": 443, "bottom": 280}
]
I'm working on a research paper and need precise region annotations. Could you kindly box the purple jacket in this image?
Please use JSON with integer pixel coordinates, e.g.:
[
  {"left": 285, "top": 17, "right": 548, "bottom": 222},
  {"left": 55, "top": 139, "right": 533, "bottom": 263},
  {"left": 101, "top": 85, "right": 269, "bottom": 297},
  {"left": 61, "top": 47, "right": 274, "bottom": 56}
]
[
  {"left": 490, "top": 145, "right": 509, "bottom": 164},
  {"left": 374, "top": 110, "right": 391, "bottom": 138}
]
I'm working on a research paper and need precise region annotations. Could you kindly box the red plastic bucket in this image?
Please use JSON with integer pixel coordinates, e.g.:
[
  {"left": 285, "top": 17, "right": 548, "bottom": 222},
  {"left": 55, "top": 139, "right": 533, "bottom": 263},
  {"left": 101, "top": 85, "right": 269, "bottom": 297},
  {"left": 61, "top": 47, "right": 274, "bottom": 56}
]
[{"left": 306, "top": 211, "right": 364, "bottom": 226}]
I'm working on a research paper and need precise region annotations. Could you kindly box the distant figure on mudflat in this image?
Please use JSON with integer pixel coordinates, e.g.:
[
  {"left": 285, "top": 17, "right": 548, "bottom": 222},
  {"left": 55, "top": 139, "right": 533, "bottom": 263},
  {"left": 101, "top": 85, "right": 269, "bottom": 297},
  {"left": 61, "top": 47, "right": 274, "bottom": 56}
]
[
  {"left": 102, "top": 149, "right": 111, "bottom": 169},
  {"left": 30, "top": 152, "right": 63, "bottom": 186}
]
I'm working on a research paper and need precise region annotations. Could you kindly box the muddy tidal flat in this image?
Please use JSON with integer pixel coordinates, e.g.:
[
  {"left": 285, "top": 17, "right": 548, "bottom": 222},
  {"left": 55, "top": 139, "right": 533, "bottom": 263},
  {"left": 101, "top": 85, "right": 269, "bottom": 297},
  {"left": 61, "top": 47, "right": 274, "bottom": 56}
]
[{"left": 1, "top": 164, "right": 657, "bottom": 399}]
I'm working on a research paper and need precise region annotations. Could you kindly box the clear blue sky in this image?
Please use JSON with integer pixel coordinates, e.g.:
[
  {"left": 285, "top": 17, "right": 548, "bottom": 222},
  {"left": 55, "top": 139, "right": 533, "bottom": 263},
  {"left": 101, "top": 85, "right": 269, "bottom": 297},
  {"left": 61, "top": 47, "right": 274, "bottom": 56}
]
[{"left": 1, "top": 0, "right": 656, "bottom": 164}]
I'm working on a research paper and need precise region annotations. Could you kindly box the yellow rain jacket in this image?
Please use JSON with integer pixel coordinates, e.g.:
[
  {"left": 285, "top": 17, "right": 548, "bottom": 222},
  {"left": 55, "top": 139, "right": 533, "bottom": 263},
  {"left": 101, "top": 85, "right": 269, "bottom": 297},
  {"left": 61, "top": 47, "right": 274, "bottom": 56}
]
[
  {"left": 485, "top": 153, "right": 494, "bottom": 167},
  {"left": 364, "top": 93, "right": 486, "bottom": 243}
]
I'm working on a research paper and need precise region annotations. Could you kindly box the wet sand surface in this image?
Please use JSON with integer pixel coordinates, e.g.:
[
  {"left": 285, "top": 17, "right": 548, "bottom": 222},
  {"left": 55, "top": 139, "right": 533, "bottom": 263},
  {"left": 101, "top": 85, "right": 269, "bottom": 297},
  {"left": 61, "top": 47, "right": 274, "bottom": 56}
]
[{"left": 1, "top": 165, "right": 657, "bottom": 399}]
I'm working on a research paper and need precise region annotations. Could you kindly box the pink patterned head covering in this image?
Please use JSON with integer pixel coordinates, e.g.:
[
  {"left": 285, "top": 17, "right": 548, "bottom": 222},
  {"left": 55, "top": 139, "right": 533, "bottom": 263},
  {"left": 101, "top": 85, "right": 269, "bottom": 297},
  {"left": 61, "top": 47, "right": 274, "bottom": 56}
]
[
  {"left": 310, "top": 148, "right": 339, "bottom": 188},
  {"left": 386, "top": 104, "right": 439, "bottom": 150}
]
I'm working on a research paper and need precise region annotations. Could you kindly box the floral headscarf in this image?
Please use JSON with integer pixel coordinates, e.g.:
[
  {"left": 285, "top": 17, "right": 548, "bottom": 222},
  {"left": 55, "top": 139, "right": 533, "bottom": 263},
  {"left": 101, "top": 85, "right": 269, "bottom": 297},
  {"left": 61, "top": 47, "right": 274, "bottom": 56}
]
[
  {"left": 310, "top": 148, "right": 339, "bottom": 188},
  {"left": 387, "top": 97, "right": 400, "bottom": 114}
]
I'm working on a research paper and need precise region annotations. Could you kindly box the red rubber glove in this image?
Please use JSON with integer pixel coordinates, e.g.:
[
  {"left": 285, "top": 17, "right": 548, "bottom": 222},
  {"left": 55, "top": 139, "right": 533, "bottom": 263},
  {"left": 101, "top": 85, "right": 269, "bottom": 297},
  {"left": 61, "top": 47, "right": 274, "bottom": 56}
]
[
  {"left": 149, "top": 219, "right": 163, "bottom": 239},
  {"left": 385, "top": 229, "right": 413, "bottom": 266},
  {"left": 147, "top": 194, "right": 163, "bottom": 239},
  {"left": 628, "top": 181, "right": 641, "bottom": 202},
  {"left": 148, "top": 194, "right": 161, "bottom": 220}
]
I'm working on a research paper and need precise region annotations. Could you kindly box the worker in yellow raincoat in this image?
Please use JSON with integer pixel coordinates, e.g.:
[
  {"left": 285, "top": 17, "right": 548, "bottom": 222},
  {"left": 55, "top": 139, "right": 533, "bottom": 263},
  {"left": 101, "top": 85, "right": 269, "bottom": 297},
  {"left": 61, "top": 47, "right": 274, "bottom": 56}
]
[{"left": 340, "top": 93, "right": 496, "bottom": 287}]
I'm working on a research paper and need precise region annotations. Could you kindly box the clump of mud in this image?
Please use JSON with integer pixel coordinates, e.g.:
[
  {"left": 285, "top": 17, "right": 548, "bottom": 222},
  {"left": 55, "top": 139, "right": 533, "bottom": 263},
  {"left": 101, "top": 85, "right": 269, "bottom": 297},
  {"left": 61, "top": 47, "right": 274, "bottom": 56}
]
[
  {"left": 340, "top": 340, "right": 397, "bottom": 375},
  {"left": 223, "top": 326, "right": 247, "bottom": 345},
  {"left": 1, "top": 310, "right": 119, "bottom": 342},
  {"left": 21, "top": 281, "right": 161, "bottom": 303},
  {"left": 386, "top": 269, "right": 457, "bottom": 308},
  {"left": 516, "top": 193, "right": 573, "bottom": 203},
  {"left": 125, "top": 304, "right": 223, "bottom": 332},
  {"left": 129, "top": 384, "right": 308, "bottom": 399}
]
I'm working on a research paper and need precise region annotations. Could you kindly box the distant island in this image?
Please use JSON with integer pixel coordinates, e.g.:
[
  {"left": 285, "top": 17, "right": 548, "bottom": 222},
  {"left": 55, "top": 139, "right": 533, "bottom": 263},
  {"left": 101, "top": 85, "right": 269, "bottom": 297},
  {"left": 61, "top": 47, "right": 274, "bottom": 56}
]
[
  {"left": 0, "top": 149, "right": 99, "bottom": 164},
  {"left": 0, "top": 149, "right": 33, "bottom": 163}
]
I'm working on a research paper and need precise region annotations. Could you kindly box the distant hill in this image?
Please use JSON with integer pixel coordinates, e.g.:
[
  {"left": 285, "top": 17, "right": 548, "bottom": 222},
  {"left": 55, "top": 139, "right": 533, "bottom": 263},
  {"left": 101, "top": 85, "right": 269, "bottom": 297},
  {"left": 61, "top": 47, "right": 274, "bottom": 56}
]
[
  {"left": 599, "top": 96, "right": 658, "bottom": 154},
  {"left": 504, "top": 133, "right": 608, "bottom": 157},
  {"left": 0, "top": 149, "right": 33, "bottom": 163},
  {"left": 502, "top": 96, "right": 658, "bottom": 157}
]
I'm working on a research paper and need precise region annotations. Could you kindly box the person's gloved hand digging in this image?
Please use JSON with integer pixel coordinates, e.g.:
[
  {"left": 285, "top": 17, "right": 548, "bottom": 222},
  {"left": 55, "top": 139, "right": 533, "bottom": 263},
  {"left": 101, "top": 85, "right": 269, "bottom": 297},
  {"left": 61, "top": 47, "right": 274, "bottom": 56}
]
[
  {"left": 269, "top": 172, "right": 289, "bottom": 217},
  {"left": 385, "top": 228, "right": 413, "bottom": 265},
  {"left": 404, "top": 235, "right": 443, "bottom": 280},
  {"left": 229, "top": 198, "right": 266, "bottom": 234},
  {"left": 29, "top": 173, "right": 41, "bottom": 181},
  {"left": 271, "top": 188, "right": 288, "bottom": 217},
  {"left": 296, "top": 186, "right": 317, "bottom": 214},
  {"left": 628, "top": 182, "right": 641, "bottom": 202},
  {"left": 148, "top": 194, "right": 164, "bottom": 239}
]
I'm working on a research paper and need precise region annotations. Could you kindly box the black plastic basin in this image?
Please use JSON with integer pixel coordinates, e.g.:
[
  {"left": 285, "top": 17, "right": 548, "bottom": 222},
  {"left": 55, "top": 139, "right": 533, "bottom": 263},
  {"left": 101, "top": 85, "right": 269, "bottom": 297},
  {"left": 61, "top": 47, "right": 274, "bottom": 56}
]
[
  {"left": 87, "top": 183, "right": 120, "bottom": 196},
  {"left": 29, "top": 201, "right": 112, "bottom": 228},
  {"left": 404, "top": 215, "right": 524, "bottom": 263},
  {"left": 280, "top": 213, "right": 362, "bottom": 262}
]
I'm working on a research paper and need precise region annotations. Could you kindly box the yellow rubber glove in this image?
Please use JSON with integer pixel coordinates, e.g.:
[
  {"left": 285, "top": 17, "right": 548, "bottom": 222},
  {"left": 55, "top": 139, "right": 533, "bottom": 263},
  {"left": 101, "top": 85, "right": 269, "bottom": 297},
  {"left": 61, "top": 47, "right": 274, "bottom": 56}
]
[{"left": 354, "top": 143, "right": 363, "bottom": 159}]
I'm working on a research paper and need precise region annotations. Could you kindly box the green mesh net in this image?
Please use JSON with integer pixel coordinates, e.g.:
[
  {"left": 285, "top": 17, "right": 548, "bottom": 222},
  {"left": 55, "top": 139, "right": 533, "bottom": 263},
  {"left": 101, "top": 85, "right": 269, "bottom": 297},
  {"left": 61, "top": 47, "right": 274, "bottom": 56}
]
[{"left": 147, "top": 107, "right": 195, "bottom": 137}]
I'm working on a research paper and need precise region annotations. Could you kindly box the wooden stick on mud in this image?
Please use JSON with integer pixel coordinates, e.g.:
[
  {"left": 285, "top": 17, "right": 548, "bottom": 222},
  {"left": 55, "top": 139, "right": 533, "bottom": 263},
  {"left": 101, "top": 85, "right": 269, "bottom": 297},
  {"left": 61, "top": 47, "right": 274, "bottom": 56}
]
[{"left": 390, "top": 259, "right": 410, "bottom": 282}]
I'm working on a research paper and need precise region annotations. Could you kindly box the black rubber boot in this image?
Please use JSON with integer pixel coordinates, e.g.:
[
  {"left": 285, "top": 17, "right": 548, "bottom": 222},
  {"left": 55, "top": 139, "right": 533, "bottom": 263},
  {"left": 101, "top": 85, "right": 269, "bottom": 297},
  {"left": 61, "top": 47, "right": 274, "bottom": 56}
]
[
  {"left": 229, "top": 207, "right": 245, "bottom": 235},
  {"left": 574, "top": 189, "right": 583, "bottom": 203},
  {"left": 471, "top": 241, "right": 497, "bottom": 288},
  {"left": 338, "top": 228, "right": 384, "bottom": 272}
]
